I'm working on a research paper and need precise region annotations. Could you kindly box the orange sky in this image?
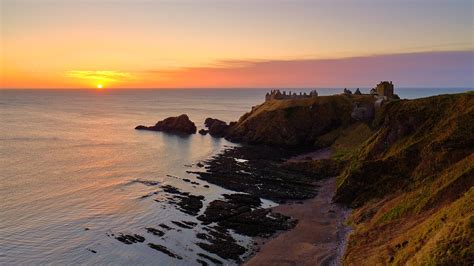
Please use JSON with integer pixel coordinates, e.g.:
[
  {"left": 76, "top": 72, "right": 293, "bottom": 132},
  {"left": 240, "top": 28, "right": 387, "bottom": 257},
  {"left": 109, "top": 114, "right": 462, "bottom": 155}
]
[{"left": 1, "top": 0, "right": 473, "bottom": 89}]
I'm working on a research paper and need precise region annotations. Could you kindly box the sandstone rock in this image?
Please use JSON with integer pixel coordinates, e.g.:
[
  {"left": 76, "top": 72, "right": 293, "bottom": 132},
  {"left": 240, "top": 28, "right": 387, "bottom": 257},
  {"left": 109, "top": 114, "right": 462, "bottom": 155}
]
[{"left": 135, "top": 114, "right": 196, "bottom": 134}]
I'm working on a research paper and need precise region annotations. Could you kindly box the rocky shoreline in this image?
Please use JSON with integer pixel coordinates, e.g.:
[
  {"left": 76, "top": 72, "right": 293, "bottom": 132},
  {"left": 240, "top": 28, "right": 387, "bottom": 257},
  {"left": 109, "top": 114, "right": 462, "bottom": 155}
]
[
  {"left": 128, "top": 91, "right": 473, "bottom": 264},
  {"left": 190, "top": 145, "right": 349, "bottom": 264},
  {"left": 113, "top": 143, "right": 343, "bottom": 264}
]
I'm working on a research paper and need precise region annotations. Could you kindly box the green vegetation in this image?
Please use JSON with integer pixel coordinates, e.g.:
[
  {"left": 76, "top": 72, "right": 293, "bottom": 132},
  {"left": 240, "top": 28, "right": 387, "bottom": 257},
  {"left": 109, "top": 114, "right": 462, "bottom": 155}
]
[
  {"left": 332, "top": 92, "right": 474, "bottom": 265},
  {"left": 228, "top": 92, "right": 473, "bottom": 263}
]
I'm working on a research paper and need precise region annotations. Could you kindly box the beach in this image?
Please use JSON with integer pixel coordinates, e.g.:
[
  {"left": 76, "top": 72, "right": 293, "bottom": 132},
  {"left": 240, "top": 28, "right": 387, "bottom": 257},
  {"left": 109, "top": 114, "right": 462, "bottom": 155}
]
[
  {"left": 246, "top": 149, "right": 351, "bottom": 266},
  {"left": 246, "top": 177, "right": 351, "bottom": 266}
]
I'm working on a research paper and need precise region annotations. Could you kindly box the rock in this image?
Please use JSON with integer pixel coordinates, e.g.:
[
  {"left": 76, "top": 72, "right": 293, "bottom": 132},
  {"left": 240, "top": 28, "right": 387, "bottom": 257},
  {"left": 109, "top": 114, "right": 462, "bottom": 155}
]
[
  {"left": 198, "top": 193, "right": 295, "bottom": 237},
  {"left": 197, "top": 253, "right": 223, "bottom": 265},
  {"left": 161, "top": 185, "right": 204, "bottom": 216},
  {"left": 351, "top": 102, "right": 374, "bottom": 121},
  {"left": 204, "top": 118, "right": 229, "bottom": 137},
  {"left": 146, "top": 227, "right": 165, "bottom": 237},
  {"left": 226, "top": 95, "right": 359, "bottom": 146},
  {"left": 196, "top": 259, "right": 209, "bottom": 266},
  {"left": 86, "top": 248, "right": 97, "bottom": 254},
  {"left": 195, "top": 226, "right": 246, "bottom": 262},
  {"left": 148, "top": 243, "right": 183, "bottom": 260},
  {"left": 194, "top": 146, "right": 317, "bottom": 202},
  {"left": 159, "top": 224, "right": 172, "bottom": 230},
  {"left": 133, "top": 179, "right": 160, "bottom": 186},
  {"left": 135, "top": 125, "right": 148, "bottom": 130},
  {"left": 171, "top": 221, "right": 194, "bottom": 229},
  {"left": 354, "top": 88, "right": 362, "bottom": 95},
  {"left": 115, "top": 234, "right": 145, "bottom": 244},
  {"left": 204, "top": 118, "right": 221, "bottom": 127},
  {"left": 135, "top": 114, "right": 197, "bottom": 134},
  {"left": 199, "top": 129, "right": 208, "bottom": 135}
]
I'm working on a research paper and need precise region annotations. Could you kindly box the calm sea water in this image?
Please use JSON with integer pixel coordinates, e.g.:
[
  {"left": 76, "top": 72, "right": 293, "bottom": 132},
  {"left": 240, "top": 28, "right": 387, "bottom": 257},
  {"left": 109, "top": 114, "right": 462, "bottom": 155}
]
[{"left": 0, "top": 88, "right": 470, "bottom": 264}]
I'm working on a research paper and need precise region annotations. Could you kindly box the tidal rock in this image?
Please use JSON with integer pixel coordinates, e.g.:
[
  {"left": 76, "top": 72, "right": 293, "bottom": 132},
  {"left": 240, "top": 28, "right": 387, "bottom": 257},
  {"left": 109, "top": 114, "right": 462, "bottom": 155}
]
[
  {"left": 195, "top": 226, "right": 246, "bottom": 262},
  {"left": 148, "top": 243, "right": 183, "bottom": 260},
  {"left": 161, "top": 185, "right": 204, "bottom": 215},
  {"left": 197, "top": 253, "right": 223, "bottom": 265},
  {"left": 171, "top": 221, "right": 194, "bottom": 229},
  {"left": 204, "top": 118, "right": 221, "bottom": 127},
  {"left": 198, "top": 193, "right": 295, "bottom": 237},
  {"left": 135, "top": 114, "right": 197, "bottom": 134},
  {"left": 204, "top": 117, "right": 229, "bottom": 137},
  {"left": 115, "top": 234, "right": 145, "bottom": 244},
  {"left": 146, "top": 227, "right": 165, "bottom": 237}
]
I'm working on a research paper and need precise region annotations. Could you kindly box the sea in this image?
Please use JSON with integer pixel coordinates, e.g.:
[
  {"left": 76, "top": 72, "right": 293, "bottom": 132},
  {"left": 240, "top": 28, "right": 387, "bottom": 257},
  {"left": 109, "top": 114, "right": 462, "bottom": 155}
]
[{"left": 0, "top": 88, "right": 470, "bottom": 265}]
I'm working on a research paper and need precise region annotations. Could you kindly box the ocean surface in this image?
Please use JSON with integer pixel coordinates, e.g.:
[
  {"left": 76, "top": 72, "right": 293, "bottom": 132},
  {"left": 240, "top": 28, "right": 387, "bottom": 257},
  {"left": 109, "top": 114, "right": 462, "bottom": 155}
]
[{"left": 0, "top": 88, "right": 470, "bottom": 264}]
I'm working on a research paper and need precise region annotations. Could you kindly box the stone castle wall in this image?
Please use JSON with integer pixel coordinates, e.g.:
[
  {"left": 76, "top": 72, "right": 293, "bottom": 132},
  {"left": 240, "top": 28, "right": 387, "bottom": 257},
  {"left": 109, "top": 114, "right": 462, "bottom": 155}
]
[{"left": 265, "top": 89, "right": 318, "bottom": 101}]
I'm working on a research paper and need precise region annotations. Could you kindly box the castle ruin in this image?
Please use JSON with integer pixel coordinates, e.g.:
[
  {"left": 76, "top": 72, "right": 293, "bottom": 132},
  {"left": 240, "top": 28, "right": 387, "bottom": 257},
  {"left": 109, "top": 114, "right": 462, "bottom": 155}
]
[
  {"left": 371, "top": 81, "right": 394, "bottom": 98},
  {"left": 265, "top": 89, "right": 318, "bottom": 101}
]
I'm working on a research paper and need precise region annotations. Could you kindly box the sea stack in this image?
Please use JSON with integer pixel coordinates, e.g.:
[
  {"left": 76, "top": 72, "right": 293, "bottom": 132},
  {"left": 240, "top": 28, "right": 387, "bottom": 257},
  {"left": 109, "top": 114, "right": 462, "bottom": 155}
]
[{"left": 135, "top": 114, "right": 197, "bottom": 134}]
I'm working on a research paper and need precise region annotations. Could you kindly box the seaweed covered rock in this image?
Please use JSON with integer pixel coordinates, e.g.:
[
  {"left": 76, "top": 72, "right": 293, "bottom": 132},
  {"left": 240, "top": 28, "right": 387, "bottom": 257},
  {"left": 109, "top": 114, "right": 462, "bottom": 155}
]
[{"left": 135, "top": 114, "right": 197, "bottom": 134}]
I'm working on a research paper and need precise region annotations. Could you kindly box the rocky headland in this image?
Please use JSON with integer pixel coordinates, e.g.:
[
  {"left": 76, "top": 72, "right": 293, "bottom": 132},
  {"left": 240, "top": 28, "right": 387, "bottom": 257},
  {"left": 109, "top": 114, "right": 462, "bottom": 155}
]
[{"left": 134, "top": 90, "right": 473, "bottom": 265}]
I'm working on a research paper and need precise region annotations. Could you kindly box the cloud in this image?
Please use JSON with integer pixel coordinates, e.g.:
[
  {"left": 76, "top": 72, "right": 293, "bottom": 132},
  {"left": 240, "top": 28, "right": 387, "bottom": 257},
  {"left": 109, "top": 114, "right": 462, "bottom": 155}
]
[
  {"left": 65, "top": 70, "right": 133, "bottom": 82},
  {"left": 142, "top": 50, "right": 474, "bottom": 88}
]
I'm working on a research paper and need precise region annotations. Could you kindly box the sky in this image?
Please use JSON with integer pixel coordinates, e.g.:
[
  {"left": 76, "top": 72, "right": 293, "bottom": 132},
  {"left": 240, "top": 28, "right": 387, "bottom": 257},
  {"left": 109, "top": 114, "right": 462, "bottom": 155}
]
[{"left": 1, "top": 0, "right": 473, "bottom": 89}]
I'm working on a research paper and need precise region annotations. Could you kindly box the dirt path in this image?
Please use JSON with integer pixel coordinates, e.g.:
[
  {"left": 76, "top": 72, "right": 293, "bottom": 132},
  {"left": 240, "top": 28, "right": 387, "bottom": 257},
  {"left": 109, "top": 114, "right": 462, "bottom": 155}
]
[{"left": 245, "top": 152, "right": 351, "bottom": 266}]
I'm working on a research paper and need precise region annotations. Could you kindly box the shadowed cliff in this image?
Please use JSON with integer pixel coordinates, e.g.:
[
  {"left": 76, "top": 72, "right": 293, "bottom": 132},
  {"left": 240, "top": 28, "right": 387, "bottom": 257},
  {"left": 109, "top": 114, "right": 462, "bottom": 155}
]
[
  {"left": 226, "top": 95, "right": 375, "bottom": 147},
  {"left": 227, "top": 91, "right": 473, "bottom": 264},
  {"left": 333, "top": 92, "right": 474, "bottom": 265}
]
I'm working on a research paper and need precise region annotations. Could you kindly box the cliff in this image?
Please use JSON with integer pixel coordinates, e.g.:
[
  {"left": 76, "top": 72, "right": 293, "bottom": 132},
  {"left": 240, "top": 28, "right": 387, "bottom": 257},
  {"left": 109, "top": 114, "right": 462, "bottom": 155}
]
[
  {"left": 226, "top": 95, "right": 375, "bottom": 147},
  {"left": 228, "top": 92, "right": 473, "bottom": 264},
  {"left": 333, "top": 92, "right": 474, "bottom": 264}
]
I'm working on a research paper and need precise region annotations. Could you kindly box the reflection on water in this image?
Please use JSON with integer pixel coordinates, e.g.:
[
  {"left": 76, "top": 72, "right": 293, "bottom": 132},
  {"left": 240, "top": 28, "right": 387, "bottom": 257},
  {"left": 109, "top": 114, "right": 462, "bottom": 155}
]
[
  {"left": 0, "top": 89, "right": 263, "bottom": 264},
  {"left": 0, "top": 88, "right": 469, "bottom": 264}
]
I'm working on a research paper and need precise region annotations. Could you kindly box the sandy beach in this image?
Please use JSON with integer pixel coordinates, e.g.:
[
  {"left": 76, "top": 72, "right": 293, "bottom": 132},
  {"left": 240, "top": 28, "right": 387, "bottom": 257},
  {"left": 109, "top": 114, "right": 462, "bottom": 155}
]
[{"left": 245, "top": 176, "right": 351, "bottom": 266}]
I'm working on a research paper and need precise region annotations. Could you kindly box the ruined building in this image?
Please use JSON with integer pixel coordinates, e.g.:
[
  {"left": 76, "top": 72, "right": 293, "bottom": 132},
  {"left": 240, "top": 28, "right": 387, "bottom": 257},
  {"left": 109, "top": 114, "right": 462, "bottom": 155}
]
[
  {"left": 265, "top": 89, "right": 318, "bottom": 101},
  {"left": 371, "top": 81, "right": 394, "bottom": 98}
]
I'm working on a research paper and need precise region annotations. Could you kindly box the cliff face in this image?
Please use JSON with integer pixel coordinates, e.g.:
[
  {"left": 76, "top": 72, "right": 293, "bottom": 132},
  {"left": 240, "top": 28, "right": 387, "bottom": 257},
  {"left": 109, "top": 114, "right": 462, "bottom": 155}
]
[
  {"left": 334, "top": 92, "right": 474, "bottom": 264},
  {"left": 226, "top": 95, "right": 364, "bottom": 147},
  {"left": 228, "top": 92, "right": 473, "bottom": 264}
]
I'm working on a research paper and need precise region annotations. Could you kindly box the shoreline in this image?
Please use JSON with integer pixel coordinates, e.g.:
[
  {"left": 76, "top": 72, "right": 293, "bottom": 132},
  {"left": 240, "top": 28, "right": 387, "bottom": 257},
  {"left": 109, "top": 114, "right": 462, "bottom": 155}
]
[{"left": 245, "top": 177, "right": 351, "bottom": 265}]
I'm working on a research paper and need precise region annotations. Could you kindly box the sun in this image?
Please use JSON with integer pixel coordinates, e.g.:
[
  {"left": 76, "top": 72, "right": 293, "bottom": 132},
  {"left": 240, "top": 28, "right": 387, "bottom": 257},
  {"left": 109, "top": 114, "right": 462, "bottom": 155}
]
[{"left": 97, "top": 84, "right": 103, "bottom": 89}]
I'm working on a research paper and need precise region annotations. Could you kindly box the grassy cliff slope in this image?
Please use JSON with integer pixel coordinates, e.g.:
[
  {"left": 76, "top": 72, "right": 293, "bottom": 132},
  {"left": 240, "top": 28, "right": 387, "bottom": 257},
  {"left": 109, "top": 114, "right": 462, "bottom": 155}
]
[{"left": 334, "top": 92, "right": 474, "bottom": 264}]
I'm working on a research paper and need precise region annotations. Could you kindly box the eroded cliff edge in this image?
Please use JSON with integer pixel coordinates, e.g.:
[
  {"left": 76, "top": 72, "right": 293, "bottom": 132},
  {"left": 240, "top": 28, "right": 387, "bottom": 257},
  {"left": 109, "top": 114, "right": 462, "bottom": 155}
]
[{"left": 225, "top": 92, "right": 473, "bottom": 265}]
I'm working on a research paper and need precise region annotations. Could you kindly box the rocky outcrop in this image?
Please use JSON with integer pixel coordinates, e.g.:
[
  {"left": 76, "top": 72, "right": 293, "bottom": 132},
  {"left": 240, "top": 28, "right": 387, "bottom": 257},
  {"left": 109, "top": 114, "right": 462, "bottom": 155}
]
[
  {"left": 204, "top": 117, "right": 230, "bottom": 137},
  {"left": 351, "top": 101, "right": 375, "bottom": 121},
  {"left": 226, "top": 95, "right": 366, "bottom": 147},
  {"left": 135, "top": 114, "right": 197, "bottom": 134}
]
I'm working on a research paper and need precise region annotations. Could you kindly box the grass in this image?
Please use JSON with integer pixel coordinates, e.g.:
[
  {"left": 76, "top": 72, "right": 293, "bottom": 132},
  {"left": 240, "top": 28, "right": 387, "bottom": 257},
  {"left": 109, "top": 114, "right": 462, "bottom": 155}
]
[{"left": 333, "top": 92, "right": 474, "bottom": 264}]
